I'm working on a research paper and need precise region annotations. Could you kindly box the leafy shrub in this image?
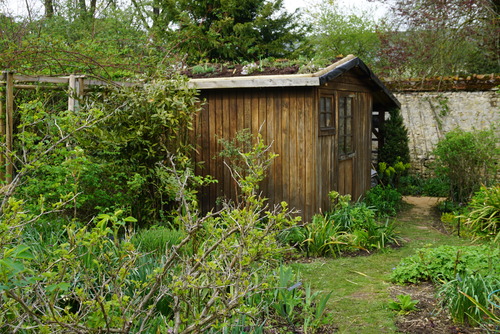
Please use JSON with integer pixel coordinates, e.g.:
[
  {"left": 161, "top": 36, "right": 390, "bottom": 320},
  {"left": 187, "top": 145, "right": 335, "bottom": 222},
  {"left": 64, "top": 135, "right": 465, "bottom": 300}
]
[
  {"left": 12, "top": 74, "right": 202, "bottom": 226},
  {"left": 391, "top": 245, "right": 500, "bottom": 284},
  {"left": 432, "top": 128, "right": 499, "bottom": 203},
  {"left": 399, "top": 174, "right": 450, "bottom": 197},
  {"left": 437, "top": 200, "right": 463, "bottom": 214},
  {"left": 364, "top": 185, "right": 402, "bottom": 218},
  {"left": 377, "top": 159, "right": 411, "bottom": 188},
  {"left": 0, "top": 132, "right": 306, "bottom": 333},
  {"left": 462, "top": 185, "right": 500, "bottom": 242},
  {"left": 438, "top": 274, "right": 499, "bottom": 326}
]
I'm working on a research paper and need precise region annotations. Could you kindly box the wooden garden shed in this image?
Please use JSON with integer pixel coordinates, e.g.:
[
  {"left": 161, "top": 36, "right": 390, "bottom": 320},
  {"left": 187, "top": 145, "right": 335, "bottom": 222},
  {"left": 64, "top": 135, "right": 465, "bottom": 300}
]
[{"left": 189, "top": 55, "right": 400, "bottom": 221}]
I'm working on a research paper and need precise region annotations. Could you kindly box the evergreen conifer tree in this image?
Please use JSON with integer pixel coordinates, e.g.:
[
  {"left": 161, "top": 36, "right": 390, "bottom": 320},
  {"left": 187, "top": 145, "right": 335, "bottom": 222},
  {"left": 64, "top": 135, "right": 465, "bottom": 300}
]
[{"left": 379, "top": 108, "right": 410, "bottom": 166}]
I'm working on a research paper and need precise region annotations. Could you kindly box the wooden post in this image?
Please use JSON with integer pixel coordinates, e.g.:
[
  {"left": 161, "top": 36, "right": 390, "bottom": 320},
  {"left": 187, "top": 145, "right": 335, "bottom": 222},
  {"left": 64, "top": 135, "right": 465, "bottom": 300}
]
[
  {"left": 0, "top": 82, "right": 5, "bottom": 183},
  {"left": 5, "top": 71, "right": 14, "bottom": 184},
  {"left": 68, "top": 75, "right": 85, "bottom": 111},
  {"left": 68, "top": 74, "right": 76, "bottom": 111}
]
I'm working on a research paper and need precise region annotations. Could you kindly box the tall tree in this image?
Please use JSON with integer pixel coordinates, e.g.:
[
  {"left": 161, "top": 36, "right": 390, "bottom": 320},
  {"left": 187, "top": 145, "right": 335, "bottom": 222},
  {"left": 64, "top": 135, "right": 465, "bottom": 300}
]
[
  {"left": 306, "top": 0, "right": 380, "bottom": 64},
  {"left": 136, "top": 0, "right": 310, "bottom": 63},
  {"left": 374, "top": 0, "right": 500, "bottom": 78}
]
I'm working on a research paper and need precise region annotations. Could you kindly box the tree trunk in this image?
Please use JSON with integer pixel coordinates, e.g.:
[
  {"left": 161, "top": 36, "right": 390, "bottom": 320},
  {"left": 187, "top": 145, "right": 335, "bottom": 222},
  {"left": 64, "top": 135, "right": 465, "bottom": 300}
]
[
  {"left": 90, "top": 0, "right": 97, "bottom": 17},
  {"left": 78, "top": 0, "right": 87, "bottom": 18},
  {"left": 44, "top": 0, "right": 54, "bottom": 18}
]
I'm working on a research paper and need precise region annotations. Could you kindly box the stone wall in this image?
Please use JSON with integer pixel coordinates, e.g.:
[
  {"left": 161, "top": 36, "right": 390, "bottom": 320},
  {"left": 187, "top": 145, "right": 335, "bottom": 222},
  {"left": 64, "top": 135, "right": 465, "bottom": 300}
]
[{"left": 394, "top": 90, "right": 499, "bottom": 174}]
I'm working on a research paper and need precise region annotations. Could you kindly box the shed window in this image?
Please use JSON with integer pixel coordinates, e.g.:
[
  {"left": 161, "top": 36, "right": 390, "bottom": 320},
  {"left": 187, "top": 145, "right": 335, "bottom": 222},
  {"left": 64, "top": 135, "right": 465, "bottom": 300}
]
[
  {"left": 319, "top": 96, "right": 335, "bottom": 135},
  {"left": 339, "top": 95, "right": 354, "bottom": 156}
]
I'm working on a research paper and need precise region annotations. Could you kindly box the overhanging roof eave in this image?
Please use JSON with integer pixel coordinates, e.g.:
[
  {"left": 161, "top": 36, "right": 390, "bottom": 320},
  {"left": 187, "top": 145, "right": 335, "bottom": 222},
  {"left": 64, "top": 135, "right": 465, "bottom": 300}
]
[{"left": 188, "top": 75, "right": 320, "bottom": 89}]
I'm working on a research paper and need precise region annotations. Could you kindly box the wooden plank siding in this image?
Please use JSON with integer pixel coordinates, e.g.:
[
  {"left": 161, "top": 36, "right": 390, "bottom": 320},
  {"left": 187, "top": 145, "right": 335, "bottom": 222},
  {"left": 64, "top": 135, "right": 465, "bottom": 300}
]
[
  {"left": 194, "top": 71, "right": 375, "bottom": 222},
  {"left": 195, "top": 87, "right": 317, "bottom": 219}
]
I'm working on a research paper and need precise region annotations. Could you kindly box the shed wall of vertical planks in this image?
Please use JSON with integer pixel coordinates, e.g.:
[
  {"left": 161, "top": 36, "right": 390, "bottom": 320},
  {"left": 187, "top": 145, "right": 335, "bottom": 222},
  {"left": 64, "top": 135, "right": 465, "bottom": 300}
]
[{"left": 194, "top": 71, "right": 376, "bottom": 222}]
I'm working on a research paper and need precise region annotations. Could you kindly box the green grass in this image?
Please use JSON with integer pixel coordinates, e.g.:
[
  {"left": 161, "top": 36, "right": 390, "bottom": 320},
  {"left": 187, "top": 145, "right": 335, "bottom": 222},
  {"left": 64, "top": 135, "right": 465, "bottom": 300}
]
[{"left": 292, "top": 200, "right": 475, "bottom": 333}]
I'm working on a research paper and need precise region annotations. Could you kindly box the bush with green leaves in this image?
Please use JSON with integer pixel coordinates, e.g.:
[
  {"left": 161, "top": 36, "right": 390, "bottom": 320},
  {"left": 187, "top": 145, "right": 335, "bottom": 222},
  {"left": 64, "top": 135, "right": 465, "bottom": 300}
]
[
  {"left": 391, "top": 245, "right": 500, "bottom": 284},
  {"left": 0, "top": 126, "right": 336, "bottom": 333},
  {"left": 364, "top": 185, "right": 402, "bottom": 218},
  {"left": 377, "top": 159, "right": 411, "bottom": 189},
  {"left": 432, "top": 128, "right": 499, "bottom": 203},
  {"left": 9, "top": 73, "right": 202, "bottom": 226},
  {"left": 399, "top": 174, "right": 450, "bottom": 197}
]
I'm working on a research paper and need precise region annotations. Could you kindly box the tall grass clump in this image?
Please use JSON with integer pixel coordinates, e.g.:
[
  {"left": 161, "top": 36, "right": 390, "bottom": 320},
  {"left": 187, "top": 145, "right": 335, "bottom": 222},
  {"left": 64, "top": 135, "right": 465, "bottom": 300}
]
[
  {"left": 131, "top": 226, "right": 186, "bottom": 255},
  {"left": 461, "top": 185, "right": 500, "bottom": 242},
  {"left": 291, "top": 191, "right": 399, "bottom": 257},
  {"left": 438, "top": 274, "right": 499, "bottom": 326}
]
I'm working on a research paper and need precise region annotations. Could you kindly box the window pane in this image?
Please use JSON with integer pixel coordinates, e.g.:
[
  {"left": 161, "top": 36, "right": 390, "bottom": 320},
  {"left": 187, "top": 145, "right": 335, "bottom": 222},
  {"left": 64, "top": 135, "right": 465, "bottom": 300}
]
[
  {"left": 325, "top": 98, "right": 331, "bottom": 114},
  {"left": 345, "top": 136, "right": 351, "bottom": 153},
  {"left": 325, "top": 113, "right": 332, "bottom": 127},
  {"left": 339, "top": 98, "right": 345, "bottom": 118},
  {"left": 345, "top": 97, "right": 352, "bottom": 118},
  {"left": 320, "top": 96, "right": 334, "bottom": 130}
]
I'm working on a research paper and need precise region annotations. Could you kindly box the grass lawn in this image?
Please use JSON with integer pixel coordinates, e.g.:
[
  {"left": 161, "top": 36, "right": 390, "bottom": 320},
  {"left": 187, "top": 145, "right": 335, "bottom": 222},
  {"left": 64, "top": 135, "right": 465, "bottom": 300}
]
[{"left": 291, "top": 197, "right": 476, "bottom": 333}]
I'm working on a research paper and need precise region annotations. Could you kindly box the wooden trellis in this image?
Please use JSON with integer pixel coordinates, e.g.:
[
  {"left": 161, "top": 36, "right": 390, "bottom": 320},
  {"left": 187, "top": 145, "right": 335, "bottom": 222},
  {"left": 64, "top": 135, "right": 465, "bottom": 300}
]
[{"left": 0, "top": 72, "right": 135, "bottom": 184}]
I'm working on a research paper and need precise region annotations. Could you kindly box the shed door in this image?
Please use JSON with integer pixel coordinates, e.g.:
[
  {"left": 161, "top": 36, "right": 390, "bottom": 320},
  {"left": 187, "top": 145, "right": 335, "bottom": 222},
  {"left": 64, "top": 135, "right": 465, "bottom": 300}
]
[
  {"left": 318, "top": 94, "right": 336, "bottom": 210},
  {"left": 338, "top": 93, "right": 355, "bottom": 196}
]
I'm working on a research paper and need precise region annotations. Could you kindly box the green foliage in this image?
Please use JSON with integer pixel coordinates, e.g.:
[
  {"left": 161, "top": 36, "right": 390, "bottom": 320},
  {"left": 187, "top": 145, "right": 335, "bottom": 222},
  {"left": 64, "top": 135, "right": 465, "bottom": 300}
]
[
  {"left": 154, "top": 0, "right": 310, "bottom": 63},
  {"left": 307, "top": 0, "right": 380, "bottom": 64},
  {"left": 364, "top": 185, "right": 402, "bottom": 218},
  {"left": 0, "top": 132, "right": 312, "bottom": 332},
  {"left": 388, "top": 294, "right": 419, "bottom": 314},
  {"left": 432, "top": 128, "right": 499, "bottom": 203},
  {"left": 461, "top": 185, "right": 500, "bottom": 243},
  {"left": 267, "top": 266, "right": 332, "bottom": 332},
  {"left": 376, "top": 0, "right": 500, "bottom": 78},
  {"left": 294, "top": 214, "right": 344, "bottom": 257},
  {"left": 131, "top": 226, "right": 186, "bottom": 255},
  {"left": 378, "top": 108, "right": 410, "bottom": 168},
  {"left": 391, "top": 245, "right": 500, "bottom": 284},
  {"left": 377, "top": 160, "right": 411, "bottom": 188},
  {"left": 10, "top": 74, "right": 202, "bottom": 225},
  {"left": 438, "top": 274, "right": 499, "bottom": 326},
  {"left": 0, "top": 7, "right": 152, "bottom": 78},
  {"left": 399, "top": 174, "right": 450, "bottom": 197},
  {"left": 292, "top": 192, "right": 399, "bottom": 257}
]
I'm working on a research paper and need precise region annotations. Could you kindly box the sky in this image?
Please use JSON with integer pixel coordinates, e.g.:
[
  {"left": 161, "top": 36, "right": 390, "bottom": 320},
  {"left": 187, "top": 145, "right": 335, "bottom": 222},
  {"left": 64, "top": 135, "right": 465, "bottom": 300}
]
[
  {"left": 284, "top": 0, "right": 389, "bottom": 21},
  {"left": 3, "top": 0, "right": 389, "bottom": 23}
]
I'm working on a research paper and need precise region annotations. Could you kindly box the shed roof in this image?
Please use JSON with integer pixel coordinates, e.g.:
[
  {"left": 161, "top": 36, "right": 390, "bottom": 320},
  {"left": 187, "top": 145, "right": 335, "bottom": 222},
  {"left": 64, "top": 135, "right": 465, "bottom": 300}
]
[{"left": 188, "top": 55, "right": 400, "bottom": 109}]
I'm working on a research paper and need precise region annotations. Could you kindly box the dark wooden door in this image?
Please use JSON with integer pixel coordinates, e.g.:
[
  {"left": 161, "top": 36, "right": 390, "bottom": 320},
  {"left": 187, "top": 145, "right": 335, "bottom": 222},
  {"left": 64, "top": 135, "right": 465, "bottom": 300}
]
[{"left": 337, "top": 92, "right": 356, "bottom": 196}]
